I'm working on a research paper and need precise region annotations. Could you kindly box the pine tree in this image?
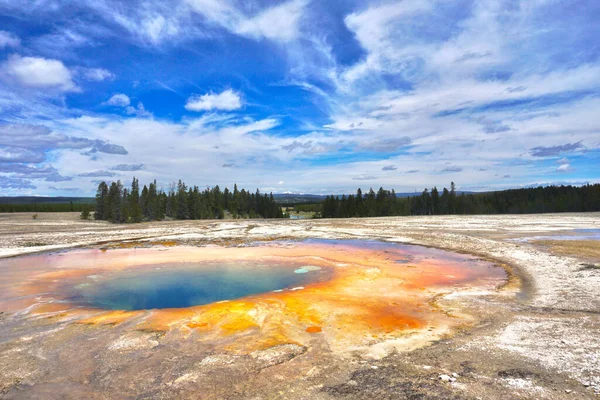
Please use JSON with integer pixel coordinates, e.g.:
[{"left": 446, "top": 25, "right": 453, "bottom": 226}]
[
  {"left": 130, "top": 177, "right": 143, "bottom": 222},
  {"left": 94, "top": 182, "right": 108, "bottom": 220}
]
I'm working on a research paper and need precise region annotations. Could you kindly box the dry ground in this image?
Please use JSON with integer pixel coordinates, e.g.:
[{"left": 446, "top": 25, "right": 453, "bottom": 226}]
[{"left": 0, "top": 212, "right": 599, "bottom": 399}]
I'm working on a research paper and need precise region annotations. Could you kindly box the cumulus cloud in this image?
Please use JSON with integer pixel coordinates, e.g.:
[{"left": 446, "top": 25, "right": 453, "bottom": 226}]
[
  {"left": 103, "top": 94, "right": 152, "bottom": 118},
  {"left": 104, "top": 94, "right": 131, "bottom": 107},
  {"left": 382, "top": 165, "right": 397, "bottom": 171},
  {"left": 0, "top": 31, "right": 20, "bottom": 48},
  {"left": 185, "top": 89, "right": 242, "bottom": 111},
  {"left": 0, "top": 55, "right": 78, "bottom": 91}
]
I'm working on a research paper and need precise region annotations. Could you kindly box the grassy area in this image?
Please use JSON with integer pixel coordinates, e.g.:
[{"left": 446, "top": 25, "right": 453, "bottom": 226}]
[
  {"left": 282, "top": 206, "right": 318, "bottom": 219},
  {"left": 534, "top": 240, "right": 600, "bottom": 261}
]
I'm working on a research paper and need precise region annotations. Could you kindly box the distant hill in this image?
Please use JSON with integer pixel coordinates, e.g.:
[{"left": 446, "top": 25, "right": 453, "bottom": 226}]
[
  {"left": 273, "top": 191, "right": 474, "bottom": 204},
  {"left": 0, "top": 196, "right": 95, "bottom": 205},
  {"left": 272, "top": 194, "right": 329, "bottom": 204}
]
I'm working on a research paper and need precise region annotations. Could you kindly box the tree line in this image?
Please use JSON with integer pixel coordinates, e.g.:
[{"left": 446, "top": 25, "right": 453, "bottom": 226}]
[
  {"left": 321, "top": 183, "right": 600, "bottom": 218},
  {"left": 0, "top": 202, "right": 91, "bottom": 213},
  {"left": 94, "top": 178, "right": 284, "bottom": 223}
]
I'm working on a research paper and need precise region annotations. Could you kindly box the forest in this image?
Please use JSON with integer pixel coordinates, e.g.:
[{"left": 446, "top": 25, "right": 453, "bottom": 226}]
[
  {"left": 93, "top": 178, "right": 283, "bottom": 223},
  {"left": 1, "top": 181, "right": 598, "bottom": 219},
  {"left": 0, "top": 202, "right": 91, "bottom": 213},
  {"left": 321, "top": 183, "right": 600, "bottom": 218}
]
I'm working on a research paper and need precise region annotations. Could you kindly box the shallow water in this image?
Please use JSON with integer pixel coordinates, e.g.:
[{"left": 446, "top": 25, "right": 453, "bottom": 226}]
[
  {"left": 67, "top": 261, "right": 327, "bottom": 310},
  {"left": 510, "top": 228, "right": 600, "bottom": 242}
]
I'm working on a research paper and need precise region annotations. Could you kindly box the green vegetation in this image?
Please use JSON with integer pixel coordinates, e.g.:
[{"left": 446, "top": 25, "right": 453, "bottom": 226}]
[
  {"left": 293, "top": 203, "right": 323, "bottom": 213},
  {"left": 322, "top": 183, "right": 600, "bottom": 218},
  {"left": 80, "top": 206, "right": 91, "bottom": 220},
  {"left": 579, "top": 263, "right": 600, "bottom": 271},
  {"left": 94, "top": 178, "right": 284, "bottom": 223},
  {"left": 0, "top": 199, "right": 92, "bottom": 213}
]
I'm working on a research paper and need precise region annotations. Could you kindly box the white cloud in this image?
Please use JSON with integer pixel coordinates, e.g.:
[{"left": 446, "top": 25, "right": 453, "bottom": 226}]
[
  {"left": 102, "top": 93, "right": 152, "bottom": 118},
  {"left": 0, "top": 55, "right": 78, "bottom": 92},
  {"left": 236, "top": 0, "right": 306, "bottom": 42},
  {"left": 104, "top": 93, "right": 131, "bottom": 107},
  {"left": 81, "top": 67, "right": 114, "bottom": 81},
  {"left": 0, "top": 31, "right": 20, "bottom": 48},
  {"left": 186, "top": 0, "right": 306, "bottom": 43},
  {"left": 185, "top": 89, "right": 242, "bottom": 111},
  {"left": 125, "top": 102, "right": 152, "bottom": 118},
  {"left": 557, "top": 163, "right": 572, "bottom": 173}
]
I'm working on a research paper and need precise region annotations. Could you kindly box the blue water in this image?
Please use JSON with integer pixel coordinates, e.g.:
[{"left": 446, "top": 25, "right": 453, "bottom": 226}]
[
  {"left": 510, "top": 228, "right": 600, "bottom": 242},
  {"left": 69, "top": 261, "right": 327, "bottom": 310}
]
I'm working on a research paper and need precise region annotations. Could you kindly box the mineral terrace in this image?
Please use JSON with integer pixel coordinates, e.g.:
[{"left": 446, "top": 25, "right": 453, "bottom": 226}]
[{"left": 0, "top": 212, "right": 599, "bottom": 399}]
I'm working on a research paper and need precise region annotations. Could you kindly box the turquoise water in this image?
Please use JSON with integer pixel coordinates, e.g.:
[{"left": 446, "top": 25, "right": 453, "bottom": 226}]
[{"left": 68, "top": 261, "right": 327, "bottom": 310}]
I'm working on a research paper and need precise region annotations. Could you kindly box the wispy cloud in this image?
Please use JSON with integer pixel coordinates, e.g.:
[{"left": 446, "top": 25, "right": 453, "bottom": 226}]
[
  {"left": 0, "top": 31, "right": 20, "bottom": 48},
  {"left": 78, "top": 170, "right": 117, "bottom": 177},
  {"left": 79, "top": 67, "right": 114, "bottom": 81},
  {"left": 111, "top": 163, "right": 145, "bottom": 171},
  {"left": 530, "top": 142, "right": 584, "bottom": 157}
]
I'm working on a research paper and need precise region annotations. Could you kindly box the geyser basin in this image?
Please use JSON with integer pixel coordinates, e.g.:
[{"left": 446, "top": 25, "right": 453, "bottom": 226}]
[
  {"left": 0, "top": 239, "right": 508, "bottom": 355},
  {"left": 69, "top": 261, "right": 327, "bottom": 310}
]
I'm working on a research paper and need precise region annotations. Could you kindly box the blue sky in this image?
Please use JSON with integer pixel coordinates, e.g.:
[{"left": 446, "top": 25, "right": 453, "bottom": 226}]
[{"left": 0, "top": 0, "right": 599, "bottom": 196}]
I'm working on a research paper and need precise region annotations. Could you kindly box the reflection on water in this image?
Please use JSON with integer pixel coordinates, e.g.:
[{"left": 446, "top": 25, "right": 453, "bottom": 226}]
[{"left": 67, "top": 261, "right": 329, "bottom": 310}]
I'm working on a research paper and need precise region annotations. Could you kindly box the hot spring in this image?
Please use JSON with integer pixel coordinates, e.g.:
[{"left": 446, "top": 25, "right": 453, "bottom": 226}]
[
  {"left": 67, "top": 260, "right": 330, "bottom": 310},
  {"left": 0, "top": 239, "right": 508, "bottom": 354}
]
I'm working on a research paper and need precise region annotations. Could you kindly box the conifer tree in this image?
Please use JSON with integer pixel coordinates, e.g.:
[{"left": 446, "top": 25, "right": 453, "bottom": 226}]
[{"left": 94, "top": 181, "right": 108, "bottom": 220}]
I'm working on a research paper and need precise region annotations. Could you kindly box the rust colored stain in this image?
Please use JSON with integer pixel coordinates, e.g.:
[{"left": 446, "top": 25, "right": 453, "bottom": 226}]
[{"left": 0, "top": 240, "right": 506, "bottom": 354}]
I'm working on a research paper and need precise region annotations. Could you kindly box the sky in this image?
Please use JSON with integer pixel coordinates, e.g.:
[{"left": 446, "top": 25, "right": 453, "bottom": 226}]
[{"left": 0, "top": 0, "right": 599, "bottom": 196}]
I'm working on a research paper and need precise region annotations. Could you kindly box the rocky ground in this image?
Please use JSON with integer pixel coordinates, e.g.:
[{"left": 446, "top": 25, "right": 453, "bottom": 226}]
[{"left": 0, "top": 212, "right": 599, "bottom": 399}]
